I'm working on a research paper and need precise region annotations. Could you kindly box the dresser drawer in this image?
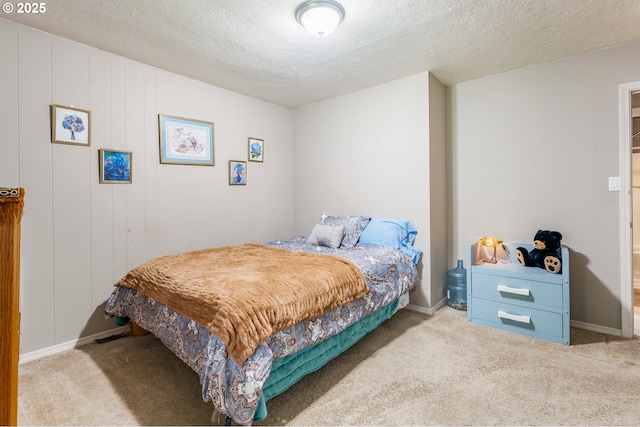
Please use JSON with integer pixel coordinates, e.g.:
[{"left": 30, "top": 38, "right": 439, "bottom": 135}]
[
  {"left": 471, "top": 272, "right": 563, "bottom": 310},
  {"left": 470, "top": 298, "right": 565, "bottom": 342}
]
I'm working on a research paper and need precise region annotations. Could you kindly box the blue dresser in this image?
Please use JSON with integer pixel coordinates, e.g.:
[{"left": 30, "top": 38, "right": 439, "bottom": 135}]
[{"left": 466, "top": 241, "right": 570, "bottom": 345}]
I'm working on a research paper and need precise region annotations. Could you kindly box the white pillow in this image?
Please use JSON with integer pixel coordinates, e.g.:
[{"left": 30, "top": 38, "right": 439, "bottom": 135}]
[{"left": 307, "top": 223, "right": 345, "bottom": 249}]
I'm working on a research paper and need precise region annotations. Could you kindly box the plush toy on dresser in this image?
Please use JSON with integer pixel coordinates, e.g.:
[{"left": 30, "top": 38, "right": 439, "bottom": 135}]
[{"left": 516, "top": 230, "right": 563, "bottom": 274}]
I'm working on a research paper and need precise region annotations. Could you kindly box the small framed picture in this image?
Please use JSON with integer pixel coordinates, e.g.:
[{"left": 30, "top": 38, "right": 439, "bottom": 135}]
[
  {"left": 51, "top": 104, "right": 91, "bottom": 146},
  {"left": 158, "top": 114, "right": 215, "bottom": 166},
  {"left": 229, "top": 160, "right": 247, "bottom": 185},
  {"left": 248, "top": 137, "right": 264, "bottom": 162},
  {"left": 99, "top": 149, "right": 132, "bottom": 184}
]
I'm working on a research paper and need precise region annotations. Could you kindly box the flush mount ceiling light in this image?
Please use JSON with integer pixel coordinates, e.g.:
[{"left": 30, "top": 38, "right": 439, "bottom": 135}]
[{"left": 295, "top": 0, "right": 345, "bottom": 37}]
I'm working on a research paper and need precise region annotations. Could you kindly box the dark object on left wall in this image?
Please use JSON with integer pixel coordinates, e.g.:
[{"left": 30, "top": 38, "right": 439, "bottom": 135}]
[{"left": 95, "top": 317, "right": 130, "bottom": 344}]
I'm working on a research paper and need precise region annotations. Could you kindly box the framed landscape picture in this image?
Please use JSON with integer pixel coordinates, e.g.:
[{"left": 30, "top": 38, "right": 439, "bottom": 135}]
[
  {"left": 158, "top": 114, "right": 215, "bottom": 166},
  {"left": 229, "top": 160, "right": 246, "bottom": 185},
  {"left": 99, "top": 149, "right": 132, "bottom": 184},
  {"left": 51, "top": 104, "right": 91, "bottom": 146},
  {"left": 248, "top": 137, "right": 264, "bottom": 162}
]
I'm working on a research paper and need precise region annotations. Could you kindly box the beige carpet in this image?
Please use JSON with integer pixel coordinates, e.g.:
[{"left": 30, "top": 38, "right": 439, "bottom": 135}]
[{"left": 18, "top": 307, "right": 640, "bottom": 426}]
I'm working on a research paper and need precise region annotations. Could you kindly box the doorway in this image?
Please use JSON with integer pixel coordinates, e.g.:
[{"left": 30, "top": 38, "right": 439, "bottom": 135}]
[{"left": 620, "top": 82, "right": 640, "bottom": 339}]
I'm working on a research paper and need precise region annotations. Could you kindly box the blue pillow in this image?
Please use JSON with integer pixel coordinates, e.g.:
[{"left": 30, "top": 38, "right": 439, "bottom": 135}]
[{"left": 358, "top": 218, "right": 422, "bottom": 263}]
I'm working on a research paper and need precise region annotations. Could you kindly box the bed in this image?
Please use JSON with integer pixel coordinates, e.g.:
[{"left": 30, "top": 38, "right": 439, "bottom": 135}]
[{"left": 105, "top": 215, "right": 421, "bottom": 425}]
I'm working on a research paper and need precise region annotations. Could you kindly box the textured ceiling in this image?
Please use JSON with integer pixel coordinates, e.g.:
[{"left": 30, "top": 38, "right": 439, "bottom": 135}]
[{"left": 5, "top": 0, "right": 640, "bottom": 108}]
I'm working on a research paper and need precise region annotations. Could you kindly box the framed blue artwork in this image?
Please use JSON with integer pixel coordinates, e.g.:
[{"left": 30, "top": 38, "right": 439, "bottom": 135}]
[
  {"left": 158, "top": 114, "right": 215, "bottom": 166},
  {"left": 99, "top": 149, "right": 132, "bottom": 184},
  {"left": 229, "top": 160, "right": 246, "bottom": 185},
  {"left": 248, "top": 137, "right": 264, "bottom": 162}
]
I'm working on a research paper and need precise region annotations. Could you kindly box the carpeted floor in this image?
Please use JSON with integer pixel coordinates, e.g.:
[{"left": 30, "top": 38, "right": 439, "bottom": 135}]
[{"left": 18, "top": 307, "right": 640, "bottom": 426}]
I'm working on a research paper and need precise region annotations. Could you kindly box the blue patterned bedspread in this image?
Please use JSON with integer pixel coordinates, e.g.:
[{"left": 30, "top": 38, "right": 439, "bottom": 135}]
[{"left": 105, "top": 236, "right": 419, "bottom": 425}]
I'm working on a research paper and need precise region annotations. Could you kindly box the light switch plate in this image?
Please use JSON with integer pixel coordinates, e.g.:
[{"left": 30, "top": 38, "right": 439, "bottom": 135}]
[{"left": 609, "top": 176, "right": 620, "bottom": 191}]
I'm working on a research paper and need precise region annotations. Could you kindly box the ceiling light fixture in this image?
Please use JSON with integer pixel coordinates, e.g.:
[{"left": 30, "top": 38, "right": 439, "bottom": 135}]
[{"left": 295, "top": 0, "right": 345, "bottom": 37}]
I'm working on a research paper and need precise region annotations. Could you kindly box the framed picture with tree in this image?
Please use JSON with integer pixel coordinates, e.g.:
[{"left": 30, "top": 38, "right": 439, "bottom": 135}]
[
  {"left": 51, "top": 104, "right": 91, "bottom": 146},
  {"left": 248, "top": 137, "right": 264, "bottom": 162}
]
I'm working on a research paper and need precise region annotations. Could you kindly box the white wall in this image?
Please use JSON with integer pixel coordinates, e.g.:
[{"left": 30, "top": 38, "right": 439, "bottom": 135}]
[
  {"left": 0, "top": 19, "right": 294, "bottom": 354},
  {"left": 292, "top": 72, "right": 448, "bottom": 309},
  {"left": 450, "top": 40, "right": 640, "bottom": 331}
]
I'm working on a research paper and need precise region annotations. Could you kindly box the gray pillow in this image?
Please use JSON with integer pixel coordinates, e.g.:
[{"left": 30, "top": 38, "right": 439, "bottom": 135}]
[
  {"left": 319, "top": 214, "right": 371, "bottom": 248},
  {"left": 307, "top": 223, "right": 345, "bottom": 249}
]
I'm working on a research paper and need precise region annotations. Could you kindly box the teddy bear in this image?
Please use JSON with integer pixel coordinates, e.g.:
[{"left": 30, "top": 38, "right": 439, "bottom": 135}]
[{"left": 516, "top": 230, "right": 563, "bottom": 274}]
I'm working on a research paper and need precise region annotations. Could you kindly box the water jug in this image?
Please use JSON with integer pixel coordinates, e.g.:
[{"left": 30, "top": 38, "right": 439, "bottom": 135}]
[{"left": 446, "top": 259, "right": 467, "bottom": 310}]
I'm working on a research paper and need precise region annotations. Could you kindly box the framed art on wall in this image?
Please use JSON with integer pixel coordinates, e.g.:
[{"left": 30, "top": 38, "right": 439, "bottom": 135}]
[
  {"left": 229, "top": 160, "right": 247, "bottom": 185},
  {"left": 158, "top": 114, "right": 215, "bottom": 165},
  {"left": 248, "top": 137, "right": 264, "bottom": 162},
  {"left": 51, "top": 104, "right": 91, "bottom": 146},
  {"left": 99, "top": 149, "right": 132, "bottom": 184}
]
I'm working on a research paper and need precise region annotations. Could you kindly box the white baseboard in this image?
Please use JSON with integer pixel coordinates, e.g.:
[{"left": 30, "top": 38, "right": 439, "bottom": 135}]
[
  {"left": 406, "top": 297, "right": 447, "bottom": 315},
  {"left": 19, "top": 326, "right": 128, "bottom": 364},
  {"left": 570, "top": 319, "right": 622, "bottom": 337}
]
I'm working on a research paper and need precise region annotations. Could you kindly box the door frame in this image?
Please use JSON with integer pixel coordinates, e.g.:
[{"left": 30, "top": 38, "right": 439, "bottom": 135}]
[{"left": 619, "top": 81, "right": 638, "bottom": 339}]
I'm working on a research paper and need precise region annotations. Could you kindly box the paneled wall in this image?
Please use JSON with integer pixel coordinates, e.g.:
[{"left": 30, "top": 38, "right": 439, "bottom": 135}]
[{"left": 0, "top": 19, "right": 294, "bottom": 355}]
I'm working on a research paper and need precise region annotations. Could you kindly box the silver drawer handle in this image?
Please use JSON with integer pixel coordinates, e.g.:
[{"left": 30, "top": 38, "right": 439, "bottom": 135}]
[
  {"left": 497, "top": 284, "right": 530, "bottom": 296},
  {"left": 498, "top": 310, "right": 531, "bottom": 324}
]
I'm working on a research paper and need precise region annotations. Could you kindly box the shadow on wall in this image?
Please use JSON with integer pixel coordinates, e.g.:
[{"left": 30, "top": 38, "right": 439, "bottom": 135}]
[
  {"left": 567, "top": 248, "right": 623, "bottom": 343},
  {"left": 77, "top": 301, "right": 118, "bottom": 339}
]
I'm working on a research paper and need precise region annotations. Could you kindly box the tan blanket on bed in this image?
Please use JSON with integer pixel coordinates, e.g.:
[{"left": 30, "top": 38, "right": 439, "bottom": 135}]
[{"left": 115, "top": 243, "right": 367, "bottom": 364}]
